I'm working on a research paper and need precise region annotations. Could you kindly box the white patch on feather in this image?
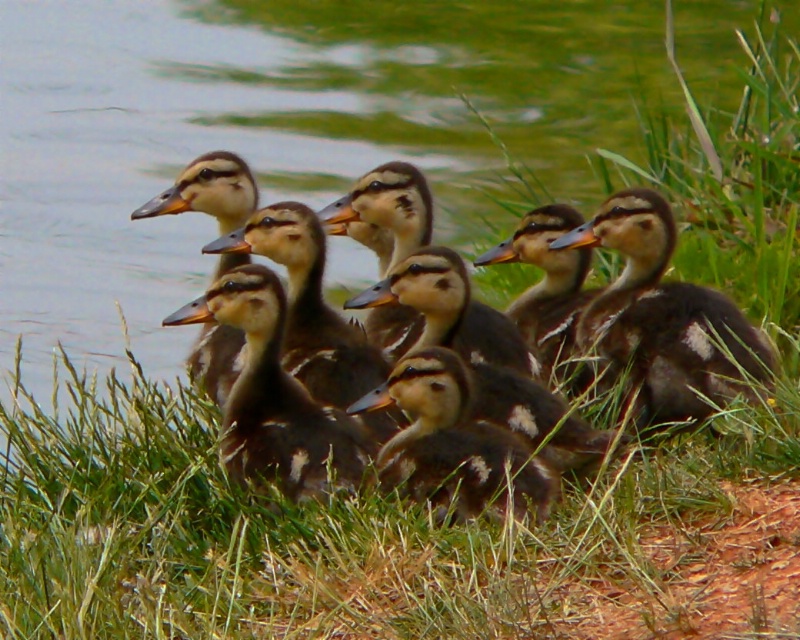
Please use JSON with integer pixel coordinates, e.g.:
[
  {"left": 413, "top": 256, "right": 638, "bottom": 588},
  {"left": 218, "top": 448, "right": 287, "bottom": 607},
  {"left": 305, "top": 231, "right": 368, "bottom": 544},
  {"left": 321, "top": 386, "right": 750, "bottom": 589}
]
[
  {"left": 528, "top": 353, "right": 542, "bottom": 378},
  {"left": 509, "top": 405, "right": 539, "bottom": 438},
  {"left": 232, "top": 345, "right": 248, "bottom": 374},
  {"left": 262, "top": 421, "right": 288, "bottom": 429},
  {"left": 626, "top": 331, "right": 641, "bottom": 350},
  {"left": 399, "top": 458, "right": 417, "bottom": 480},
  {"left": 683, "top": 322, "right": 714, "bottom": 361},
  {"left": 593, "top": 309, "right": 624, "bottom": 341},
  {"left": 220, "top": 441, "right": 246, "bottom": 466},
  {"left": 637, "top": 289, "right": 665, "bottom": 301},
  {"left": 290, "top": 450, "right": 309, "bottom": 483},
  {"left": 469, "top": 456, "right": 491, "bottom": 485},
  {"left": 533, "top": 458, "right": 553, "bottom": 483},
  {"left": 195, "top": 325, "right": 218, "bottom": 352},
  {"left": 470, "top": 350, "right": 486, "bottom": 365},
  {"left": 537, "top": 313, "right": 576, "bottom": 347},
  {"left": 287, "top": 349, "right": 338, "bottom": 377},
  {"left": 382, "top": 325, "right": 414, "bottom": 356}
]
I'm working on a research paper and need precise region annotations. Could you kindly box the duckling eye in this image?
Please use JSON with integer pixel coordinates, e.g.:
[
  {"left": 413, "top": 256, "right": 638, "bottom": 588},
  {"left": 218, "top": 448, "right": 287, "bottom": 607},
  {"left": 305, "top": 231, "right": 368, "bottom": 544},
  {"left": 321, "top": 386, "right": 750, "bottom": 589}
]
[
  {"left": 407, "top": 263, "right": 425, "bottom": 276},
  {"left": 367, "top": 180, "right": 384, "bottom": 192},
  {"left": 610, "top": 205, "right": 626, "bottom": 215},
  {"left": 198, "top": 168, "right": 215, "bottom": 182},
  {"left": 259, "top": 216, "right": 275, "bottom": 227},
  {"left": 403, "top": 366, "right": 418, "bottom": 376},
  {"left": 222, "top": 280, "right": 239, "bottom": 293}
]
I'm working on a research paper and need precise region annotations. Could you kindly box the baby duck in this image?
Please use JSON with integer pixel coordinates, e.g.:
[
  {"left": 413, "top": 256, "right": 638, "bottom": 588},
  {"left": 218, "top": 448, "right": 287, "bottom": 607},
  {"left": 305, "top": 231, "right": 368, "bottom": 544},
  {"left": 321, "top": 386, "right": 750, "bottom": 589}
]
[
  {"left": 318, "top": 161, "right": 433, "bottom": 358},
  {"left": 346, "top": 245, "right": 540, "bottom": 377},
  {"left": 162, "top": 264, "right": 371, "bottom": 499},
  {"left": 203, "top": 202, "right": 402, "bottom": 443},
  {"left": 348, "top": 347, "right": 560, "bottom": 522},
  {"left": 345, "top": 246, "right": 621, "bottom": 472},
  {"left": 550, "top": 187, "right": 777, "bottom": 428},
  {"left": 131, "top": 150, "right": 259, "bottom": 405},
  {"left": 474, "top": 204, "right": 599, "bottom": 391}
]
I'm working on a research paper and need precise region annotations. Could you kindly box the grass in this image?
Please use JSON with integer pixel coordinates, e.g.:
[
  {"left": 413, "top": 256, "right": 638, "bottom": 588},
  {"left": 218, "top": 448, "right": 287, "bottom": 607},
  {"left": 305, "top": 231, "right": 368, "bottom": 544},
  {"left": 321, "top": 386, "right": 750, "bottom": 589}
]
[{"left": 3, "top": 2, "right": 800, "bottom": 638}]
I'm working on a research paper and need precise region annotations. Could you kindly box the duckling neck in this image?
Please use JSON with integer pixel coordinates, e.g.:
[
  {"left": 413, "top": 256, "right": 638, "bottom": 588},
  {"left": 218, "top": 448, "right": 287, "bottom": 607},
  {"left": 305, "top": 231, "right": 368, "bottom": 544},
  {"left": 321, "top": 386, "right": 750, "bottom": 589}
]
[
  {"left": 377, "top": 250, "right": 393, "bottom": 279},
  {"left": 226, "top": 330, "right": 305, "bottom": 425},
  {"left": 416, "top": 309, "right": 463, "bottom": 350},
  {"left": 376, "top": 419, "right": 438, "bottom": 468},
  {"left": 215, "top": 218, "right": 251, "bottom": 278},
  {"left": 388, "top": 217, "right": 430, "bottom": 271},
  {"left": 610, "top": 254, "right": 667, "bottom": 292},
  {"left": 507, "top": 270, "right": 580, "bottom": 315},
  {"left": 286, "top": 258, "right": 327, "bottom": 327}
]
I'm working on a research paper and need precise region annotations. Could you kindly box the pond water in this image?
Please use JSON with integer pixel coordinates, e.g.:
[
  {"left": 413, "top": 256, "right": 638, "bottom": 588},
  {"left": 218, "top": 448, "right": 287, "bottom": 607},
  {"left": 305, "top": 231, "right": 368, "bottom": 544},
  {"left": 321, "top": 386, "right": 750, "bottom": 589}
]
[{"left": 1, "top": 0, "right": 793, "bottom": 408}]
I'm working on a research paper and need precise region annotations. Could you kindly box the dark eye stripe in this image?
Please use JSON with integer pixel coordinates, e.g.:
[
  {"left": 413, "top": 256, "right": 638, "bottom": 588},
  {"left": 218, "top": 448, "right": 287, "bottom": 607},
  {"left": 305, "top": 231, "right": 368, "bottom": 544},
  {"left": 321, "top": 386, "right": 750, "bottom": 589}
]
[
  {"left": 207, "top": 281, "right": 264, "bottom": 299},
  {"left": 595, "top": 207, "right": 653, "bottom": 223},
  {"left": 184, "top": 169, "right": 240, "bottom": 188},
  {"left": 390, "top": 264, "right": 450, "bottom": 284},
  {"left": 352, "top": 177, "right": 415, "bottom": 199},
  {"left": 390, "top": 366, "right": 446, "bottom": 384},
  {"left": 513, "top": 223, "right": 571, "bottom": 239},
  {"left": 245, "top": 218, "right": 296, "bottom": 232}
]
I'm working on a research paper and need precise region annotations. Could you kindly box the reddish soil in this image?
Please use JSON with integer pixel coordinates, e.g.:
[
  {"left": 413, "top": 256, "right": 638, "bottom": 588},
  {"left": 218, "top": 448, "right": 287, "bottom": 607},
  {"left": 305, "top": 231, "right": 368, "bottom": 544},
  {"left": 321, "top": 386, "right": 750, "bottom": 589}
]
[{"left": 563, "top": 480, "right": 800, "bottom": 639}]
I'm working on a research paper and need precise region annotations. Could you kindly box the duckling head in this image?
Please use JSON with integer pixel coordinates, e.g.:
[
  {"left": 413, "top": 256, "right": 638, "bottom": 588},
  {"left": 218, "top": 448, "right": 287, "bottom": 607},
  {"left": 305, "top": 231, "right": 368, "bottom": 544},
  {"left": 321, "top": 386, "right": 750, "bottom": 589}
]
[
  {"left": 349, "top": 347, "right": 471, "bottom": 429},
  {"left": 476, "top": 204, "right": 592, "bottom": 283},
  {"left": 319, "top": 162, "right": 433, "bottom": 266},
  {"left": 132, "top": 151, "right": 258, "bottom": 231},
  {"left": 204, "top": 202, "right": 324, "bottom": 272},
  {"left": 205, "top": 265, "right": 287, "bottom": 340},
  {"left": 389, "top": 246, "right": 469, "bottom": 317},
  {"left": 550, "top": 188, "right": 676, "bottom": 287},
  {"left": 344, "top": 245, "right": 469, "bottom": 314}
]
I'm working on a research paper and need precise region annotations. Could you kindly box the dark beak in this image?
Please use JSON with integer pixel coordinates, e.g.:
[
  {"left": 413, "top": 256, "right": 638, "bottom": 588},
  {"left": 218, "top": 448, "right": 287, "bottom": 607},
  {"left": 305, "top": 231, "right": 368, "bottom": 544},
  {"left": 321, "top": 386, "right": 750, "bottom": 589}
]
[
  {"left": 202, "top": 228, "right": 251, "bottom": 255},
  {"left": 548, "top": 221, "right": 601, "bottom": 250},
  {"left": 162, "top": 295, "right": 215, "bottom": 326},
  {"left": 347, "top": 382, "right": 395, "bottom": 415},
  {"left": 473, "top": 237, "right": 519, "bottom": 266},
  {"left": 344, "top": 278, "right": 397, "bottom": 310},
  {"left": 131, "top": 185, "right": 192, "bottom": 220},
  {"left": 318, "top": 194, "right": 360, "bottom": 225}
]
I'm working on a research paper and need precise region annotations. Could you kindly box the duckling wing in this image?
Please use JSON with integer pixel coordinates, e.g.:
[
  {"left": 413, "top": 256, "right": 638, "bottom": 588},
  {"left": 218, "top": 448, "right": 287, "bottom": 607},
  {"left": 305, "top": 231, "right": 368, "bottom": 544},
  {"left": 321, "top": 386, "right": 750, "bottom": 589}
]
[
  {"left": 455, "top": 303, "right": 540, "bottom": 377},
  {"left": 470, "top": 363, "right": 625, "bottom": 472}
]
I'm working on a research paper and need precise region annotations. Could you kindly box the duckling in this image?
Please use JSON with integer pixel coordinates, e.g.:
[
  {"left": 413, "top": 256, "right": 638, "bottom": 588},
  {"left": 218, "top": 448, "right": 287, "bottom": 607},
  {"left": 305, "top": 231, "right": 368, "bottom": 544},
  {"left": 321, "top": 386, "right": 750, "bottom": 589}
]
[
  {"left": 202, "top": 202, "right": 403, "bottom": 443},
  {"left": 346, "top": 245, "right": 540, "bottom": 376},
  {"left": 549, "top": 187, "right": 777, "bottom": 429},
  {"left": 474, "top": 204, "right": 600, "bottom": 391},
  {"left": 348, "top": 347, "right": 560, "bottom": 522},
  {"left": 131, "top": 150, "right": 259, "bottom": 406},
  {"left": 318, "top": 161, "right": 433, "bottom": 358},
  {"left": 162, "top": 264, "right": 371, "bottom": 498},
  {"left": 346, "top": 246, "right": 622, "bottom": 472}
]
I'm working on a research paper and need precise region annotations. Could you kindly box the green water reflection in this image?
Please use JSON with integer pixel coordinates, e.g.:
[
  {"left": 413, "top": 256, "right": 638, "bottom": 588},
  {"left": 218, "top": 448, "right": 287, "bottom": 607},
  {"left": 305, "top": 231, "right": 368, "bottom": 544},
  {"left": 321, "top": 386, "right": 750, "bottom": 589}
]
[{"left": 170, "top": 0, "right": 794, "bottom": 219}]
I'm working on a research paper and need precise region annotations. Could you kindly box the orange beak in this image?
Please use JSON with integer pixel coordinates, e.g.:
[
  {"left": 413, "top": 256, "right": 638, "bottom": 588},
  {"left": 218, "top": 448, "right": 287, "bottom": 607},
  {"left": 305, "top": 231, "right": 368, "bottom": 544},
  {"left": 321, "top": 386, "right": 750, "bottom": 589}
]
[
  {"left": 202, "top": 228, "right": 252, "bottom": 255},
  {"left": 318, "top": 194, "right": 360, "bottom": 225},
  {"left": 344, "top": 278, "right": 397, "bottom": 309},
  {"left": 162, "top": 295, "right": 215, "bottom": 326},
  {"left": 548, "top": 221, "right": 601, "bottom": 250},
  {"left": 131, "top": 185, "right": 192, "bottom": 220},
  {"left": 473, "top": 237, "right": 519, "bottom": 266},
  {"left": 326, "top": 222, "right": 349, "bottom": 236},
  {"left": 347, "top": 382, "right": 395, "bottom": 415}
]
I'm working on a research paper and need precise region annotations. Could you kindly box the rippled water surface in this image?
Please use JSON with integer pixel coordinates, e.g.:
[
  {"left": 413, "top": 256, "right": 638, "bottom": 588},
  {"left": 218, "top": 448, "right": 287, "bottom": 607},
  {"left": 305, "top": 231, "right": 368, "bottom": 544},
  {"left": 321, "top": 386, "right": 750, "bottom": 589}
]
[{"left": 2, "top": 0, "right": 795, "bottom": 405}]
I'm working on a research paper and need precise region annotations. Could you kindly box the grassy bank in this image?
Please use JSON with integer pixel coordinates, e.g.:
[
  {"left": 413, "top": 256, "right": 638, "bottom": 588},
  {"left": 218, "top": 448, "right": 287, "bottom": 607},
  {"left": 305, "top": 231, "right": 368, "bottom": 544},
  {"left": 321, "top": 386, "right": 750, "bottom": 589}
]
[{"left": 2, "top": 5, "right": 800, "bottom": 639}]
